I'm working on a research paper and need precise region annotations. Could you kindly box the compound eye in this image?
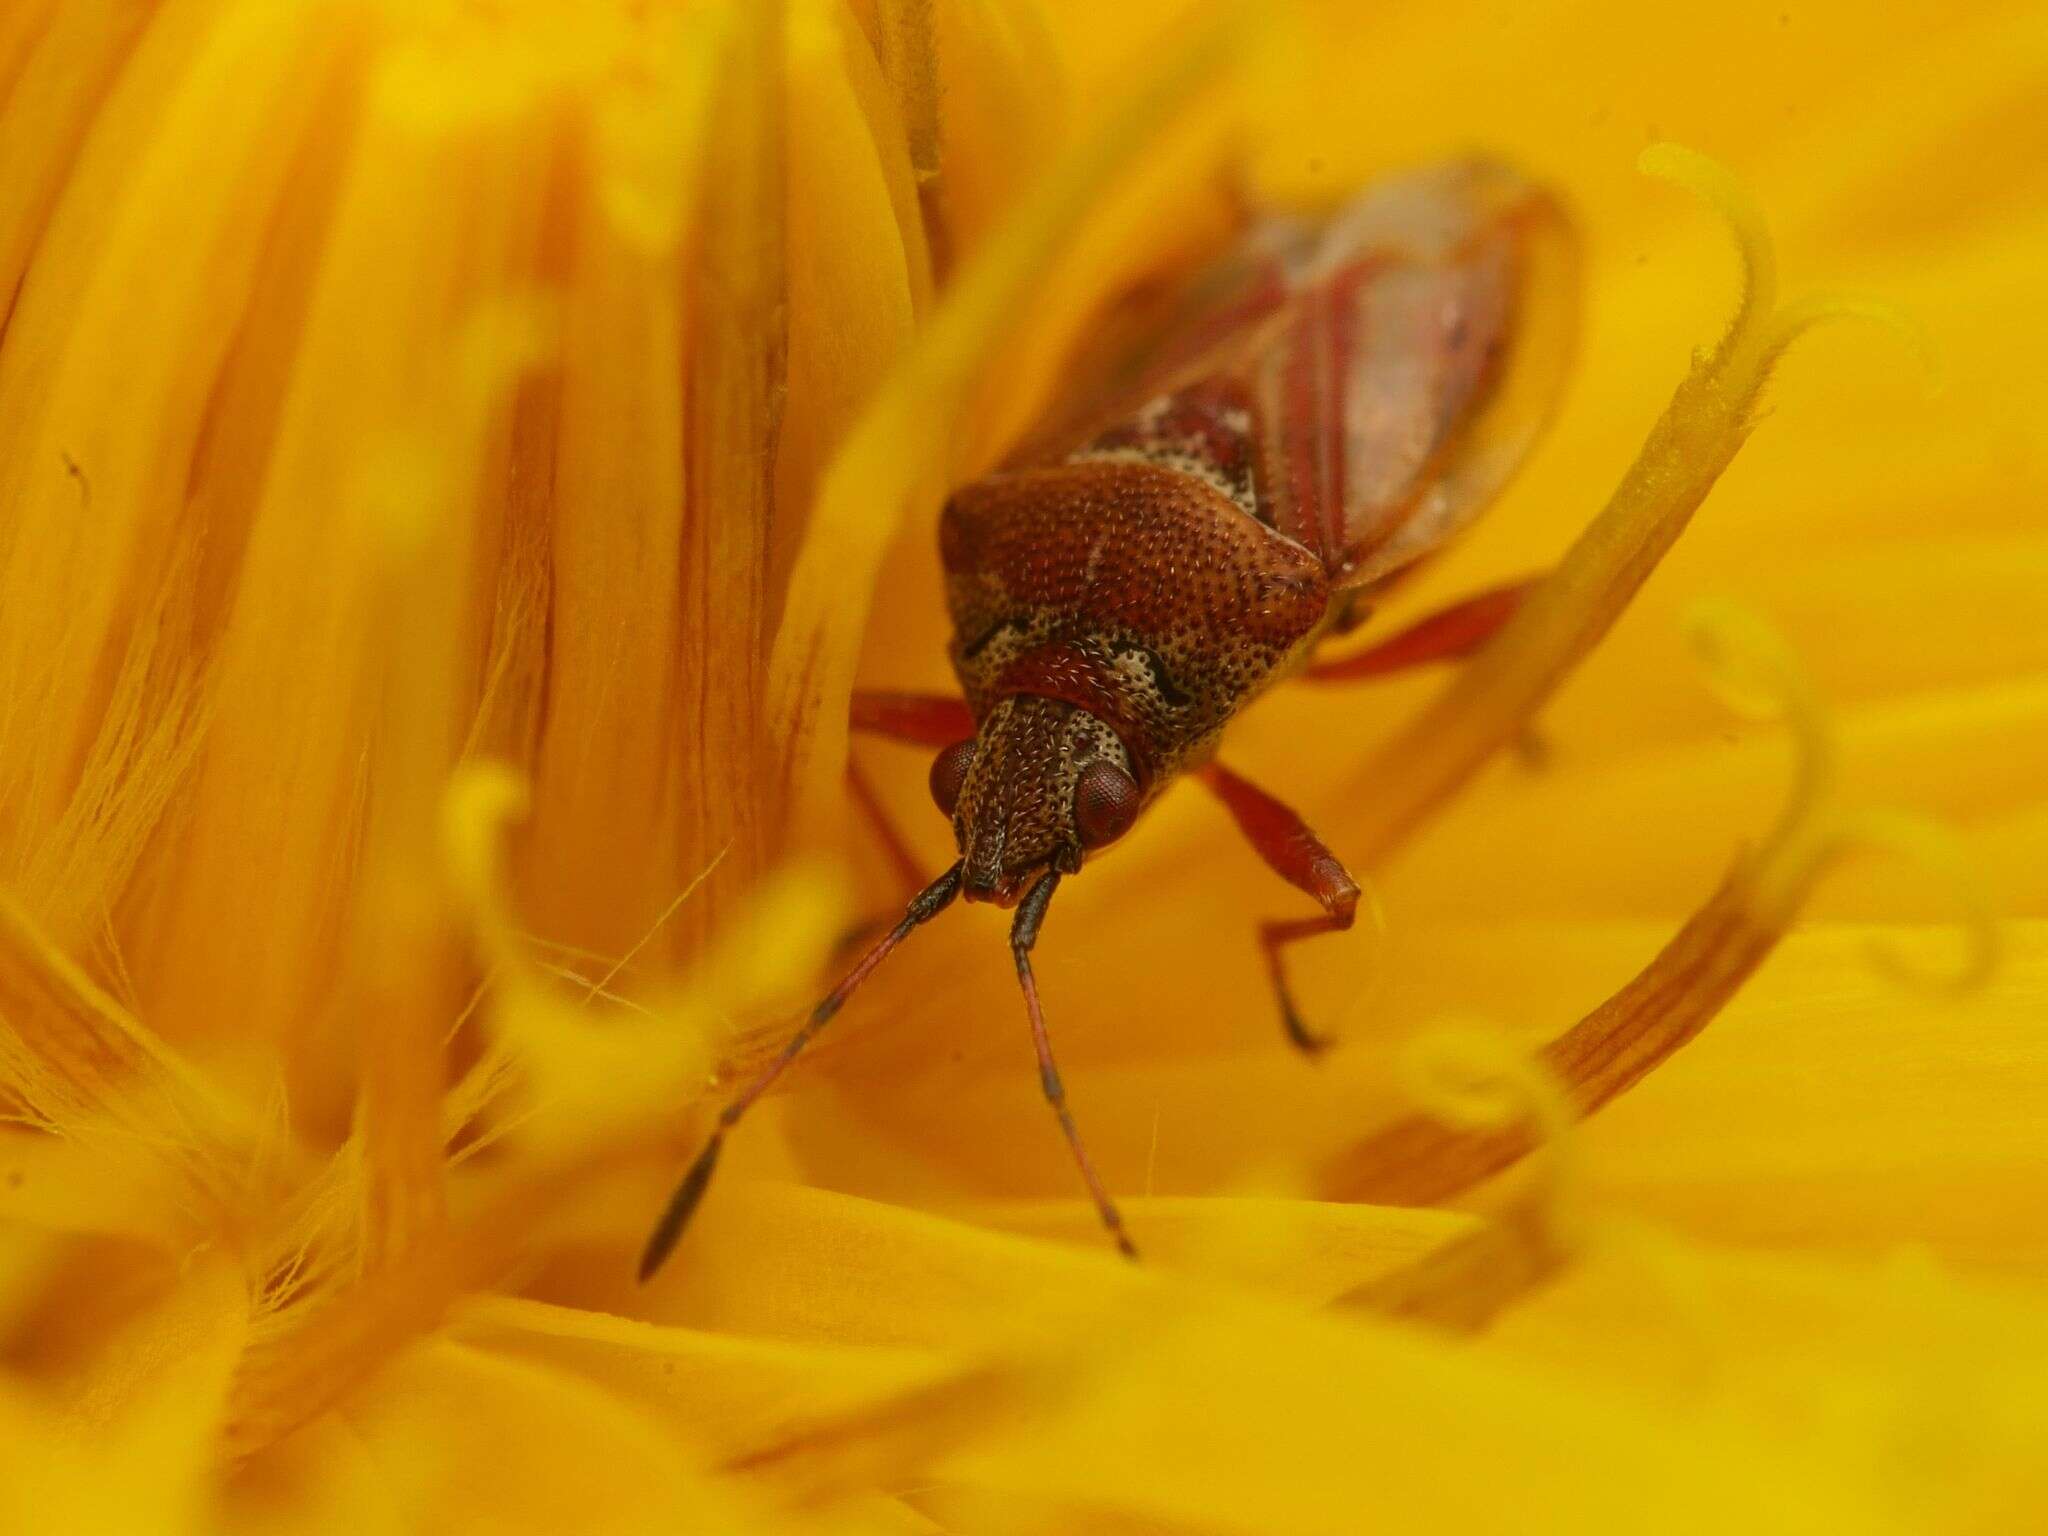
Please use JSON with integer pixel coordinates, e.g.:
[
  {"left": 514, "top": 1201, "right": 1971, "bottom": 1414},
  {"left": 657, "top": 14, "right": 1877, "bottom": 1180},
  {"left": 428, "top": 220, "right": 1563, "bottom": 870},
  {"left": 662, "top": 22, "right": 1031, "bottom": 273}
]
[
  {"left": 1073, "top": 760, "right": 1140, "bottom": 849},
  {"left": 929, "top": 739, "right": 976, "bottom": 817}
]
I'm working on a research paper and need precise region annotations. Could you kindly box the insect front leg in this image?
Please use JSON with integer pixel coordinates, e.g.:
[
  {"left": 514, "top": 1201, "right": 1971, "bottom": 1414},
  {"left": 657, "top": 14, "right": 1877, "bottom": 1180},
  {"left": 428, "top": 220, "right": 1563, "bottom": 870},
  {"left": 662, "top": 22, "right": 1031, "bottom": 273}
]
[
  {"left": 849, "top": 688, "right": 975, "bottom": 746},
  {"left": 846, "top": 688, "right": 975, "bottom": 883},
  {"left": 1302, "top": 576, "right": 1541, "bottom": 683},
  {"left": 1194, "top": 761, "right": 1362, "bottom": 1056},
  {"left": 845, "top": 756, "right": 925, "bottom": 898},
  {"left": 839, "top": 689, "right": 978, "bottom": 943}
]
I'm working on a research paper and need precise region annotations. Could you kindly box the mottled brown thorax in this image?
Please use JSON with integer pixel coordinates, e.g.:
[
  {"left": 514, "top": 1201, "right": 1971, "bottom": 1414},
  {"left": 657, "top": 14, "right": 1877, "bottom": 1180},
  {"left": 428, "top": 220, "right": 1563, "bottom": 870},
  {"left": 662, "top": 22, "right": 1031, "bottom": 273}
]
[{"left": 940, "top": 459, "right": 1330, "bottom": 797}]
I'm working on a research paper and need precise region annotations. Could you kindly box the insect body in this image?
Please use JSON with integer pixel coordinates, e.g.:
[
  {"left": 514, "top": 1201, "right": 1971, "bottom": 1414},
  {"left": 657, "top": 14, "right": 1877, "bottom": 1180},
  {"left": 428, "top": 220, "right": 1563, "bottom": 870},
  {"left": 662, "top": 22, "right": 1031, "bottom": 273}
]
[{"left": 642, "top": 161, "right": 1577, "bottom": 1278}]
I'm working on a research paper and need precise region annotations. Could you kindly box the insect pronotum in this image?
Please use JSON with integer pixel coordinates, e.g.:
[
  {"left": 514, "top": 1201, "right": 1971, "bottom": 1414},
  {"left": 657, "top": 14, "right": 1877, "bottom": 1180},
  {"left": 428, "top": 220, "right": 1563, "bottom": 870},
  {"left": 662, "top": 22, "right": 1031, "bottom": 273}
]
[{"left": 641, "top": 160, "right": 1577, "bottom": 1280}]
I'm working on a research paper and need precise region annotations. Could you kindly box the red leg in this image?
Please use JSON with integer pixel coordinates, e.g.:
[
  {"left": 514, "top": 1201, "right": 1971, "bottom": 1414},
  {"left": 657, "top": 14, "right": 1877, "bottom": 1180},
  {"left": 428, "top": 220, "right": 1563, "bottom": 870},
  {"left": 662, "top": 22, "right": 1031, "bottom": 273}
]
[
  {"left": 1303, "top": 576, "right": 1539, "bottom": 683},
  {"left": 845, "top": 755, "right": 925, "bottom": 898},
  {"left": 1196, "top": 761, "right": 1360, "bottom": 1056},
  {"left": 840, "top": 690, "right": 975, "bottom": 943},
  {"left": 849, "top": 689, "right": 976, "bottom": 747}
]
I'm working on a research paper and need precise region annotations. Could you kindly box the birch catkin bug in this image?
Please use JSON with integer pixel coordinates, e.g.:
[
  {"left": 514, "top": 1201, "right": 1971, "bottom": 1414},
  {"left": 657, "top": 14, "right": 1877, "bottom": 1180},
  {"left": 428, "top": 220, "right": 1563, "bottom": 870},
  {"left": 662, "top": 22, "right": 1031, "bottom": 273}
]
[{"left": 642, "top": 161, "right": 1576, "bottom": 1278}]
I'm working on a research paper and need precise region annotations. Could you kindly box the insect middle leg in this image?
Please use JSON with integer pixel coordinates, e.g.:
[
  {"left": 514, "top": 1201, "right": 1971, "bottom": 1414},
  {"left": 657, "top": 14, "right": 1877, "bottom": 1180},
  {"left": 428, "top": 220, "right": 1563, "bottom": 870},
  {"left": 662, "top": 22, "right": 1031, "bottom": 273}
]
[
  {"left": 1195, "top": 761, "right": 1361, "bottom": 1056},
  {"left": 1302, "top": 575, "right": 1539, "bottom": 683}
]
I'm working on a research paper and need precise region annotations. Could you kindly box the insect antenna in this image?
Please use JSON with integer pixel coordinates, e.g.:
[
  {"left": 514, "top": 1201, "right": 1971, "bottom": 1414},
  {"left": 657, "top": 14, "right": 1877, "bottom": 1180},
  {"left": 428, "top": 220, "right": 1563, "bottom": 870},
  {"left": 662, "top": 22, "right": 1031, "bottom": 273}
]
[
  {"left": 638, "top": 861, "right": 965, "bottom": 1282},
  {"left": 1010, "top": 871, "right": 1138, "bottom": 1260}
]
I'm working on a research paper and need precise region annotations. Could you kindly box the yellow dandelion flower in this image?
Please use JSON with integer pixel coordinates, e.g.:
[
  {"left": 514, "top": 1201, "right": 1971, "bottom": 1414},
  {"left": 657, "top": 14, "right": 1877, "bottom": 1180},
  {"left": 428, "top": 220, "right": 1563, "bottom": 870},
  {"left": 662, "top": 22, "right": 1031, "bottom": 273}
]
[{"left": 1, "top": 0, "right": 2043, "bottom": 1531}]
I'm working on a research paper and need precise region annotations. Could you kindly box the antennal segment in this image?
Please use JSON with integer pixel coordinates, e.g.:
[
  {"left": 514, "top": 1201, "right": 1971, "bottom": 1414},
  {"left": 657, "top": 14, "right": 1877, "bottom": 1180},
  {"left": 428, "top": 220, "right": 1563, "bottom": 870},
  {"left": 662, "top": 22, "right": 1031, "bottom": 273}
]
[
  {"left": 639, "top": 861, "right": 965, "bottom": 1281},
  {"left": 1011, "top": 871, "right": 1138, "bottom": 1260}
]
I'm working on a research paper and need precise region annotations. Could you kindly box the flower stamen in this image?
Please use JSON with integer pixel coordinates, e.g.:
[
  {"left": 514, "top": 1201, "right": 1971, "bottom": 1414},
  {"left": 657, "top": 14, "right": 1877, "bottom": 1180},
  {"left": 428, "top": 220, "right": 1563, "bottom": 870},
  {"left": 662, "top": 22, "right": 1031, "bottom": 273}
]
[
  {"left": 221, "top": 769, "right": 845, "bottom": 1462},
  {"left": 1834, "top": 807, "right": 1999, "bottom": 996},
  {"left": 1339, "top": 145, "right": 1892, "bottom": 871},
  {"left": 1395, "top": 1023, "right": 1578, "bottom": 1226},
  {"left": 1320, "top": 605, "right": 1981, "bottom": 1209},
  {"left": 1341, "top": 1026, "right": 1577, "bottom": 1331},
  {"left": 0, "top": 889, "right": 257, "bottom": 1229}
]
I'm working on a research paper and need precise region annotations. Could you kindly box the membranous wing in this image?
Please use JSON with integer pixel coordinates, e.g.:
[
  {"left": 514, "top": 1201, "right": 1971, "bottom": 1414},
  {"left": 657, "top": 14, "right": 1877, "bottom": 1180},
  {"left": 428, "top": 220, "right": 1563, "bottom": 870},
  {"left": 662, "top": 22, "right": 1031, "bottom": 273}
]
[{"left": 1017, "top": 162, "right": 1577, "bottom": 591}]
